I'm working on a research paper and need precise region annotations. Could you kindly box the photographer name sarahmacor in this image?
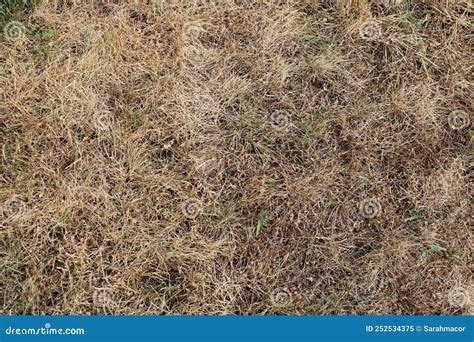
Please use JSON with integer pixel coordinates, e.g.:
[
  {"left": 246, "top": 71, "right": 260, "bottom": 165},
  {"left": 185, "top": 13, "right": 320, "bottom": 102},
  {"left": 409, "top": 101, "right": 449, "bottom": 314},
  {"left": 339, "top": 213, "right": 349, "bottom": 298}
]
[{"left": 365, "top": 325, "right": 467, "bottom": 333}]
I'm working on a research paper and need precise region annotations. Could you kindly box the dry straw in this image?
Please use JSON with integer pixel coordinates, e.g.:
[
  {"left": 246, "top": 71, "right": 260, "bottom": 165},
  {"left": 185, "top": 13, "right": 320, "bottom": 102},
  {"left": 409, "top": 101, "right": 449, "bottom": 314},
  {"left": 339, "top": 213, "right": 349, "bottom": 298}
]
[{"left": 0, "top": 0, "right": 472, "bottom": 315}]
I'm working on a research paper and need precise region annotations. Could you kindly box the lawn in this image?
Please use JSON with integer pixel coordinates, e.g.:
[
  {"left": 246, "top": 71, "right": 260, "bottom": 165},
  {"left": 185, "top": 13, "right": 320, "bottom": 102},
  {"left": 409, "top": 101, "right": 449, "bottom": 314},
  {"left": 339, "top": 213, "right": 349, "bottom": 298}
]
[{"left": 0, "top": 0, "right": 472, "bottom": 315}]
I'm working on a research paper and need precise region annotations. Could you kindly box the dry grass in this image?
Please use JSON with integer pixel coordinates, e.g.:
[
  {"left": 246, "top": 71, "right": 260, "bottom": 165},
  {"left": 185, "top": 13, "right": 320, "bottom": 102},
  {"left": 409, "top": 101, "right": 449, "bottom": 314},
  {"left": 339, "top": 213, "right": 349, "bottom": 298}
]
[{"left": 0, "top": 0, "right": 472, "bottom": 315}]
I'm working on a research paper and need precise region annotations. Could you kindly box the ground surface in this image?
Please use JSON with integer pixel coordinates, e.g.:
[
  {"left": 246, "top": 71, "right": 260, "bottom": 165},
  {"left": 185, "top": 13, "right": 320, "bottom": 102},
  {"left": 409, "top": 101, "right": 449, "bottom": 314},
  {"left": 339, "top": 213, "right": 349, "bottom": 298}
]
[{"left": 0, "top": 0, "right": 473, "bottom": 315}]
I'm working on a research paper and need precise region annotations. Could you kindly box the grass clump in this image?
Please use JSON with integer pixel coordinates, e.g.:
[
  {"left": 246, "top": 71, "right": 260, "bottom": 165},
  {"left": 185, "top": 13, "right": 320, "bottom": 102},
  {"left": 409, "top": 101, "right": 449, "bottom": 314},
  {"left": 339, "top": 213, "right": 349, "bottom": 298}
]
[
  {"left": 0, "top": 0, "right": 38, "bottom": 27},
  {"left": 0, "top": 0, "right": 472, "bottom": 316}
]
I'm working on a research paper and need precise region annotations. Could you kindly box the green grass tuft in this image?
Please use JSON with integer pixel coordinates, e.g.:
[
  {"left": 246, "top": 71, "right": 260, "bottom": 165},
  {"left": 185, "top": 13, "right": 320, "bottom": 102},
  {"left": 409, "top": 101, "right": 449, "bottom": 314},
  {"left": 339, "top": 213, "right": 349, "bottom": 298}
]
[
  {"left": 0, "top": 0, "right": 39, "bottom": 28},
  {"left": 421, "top": 245, "right": 442, "bottom": 257},
  {"left": 255, "top": 211, "right": 267, "bottom": 237}
]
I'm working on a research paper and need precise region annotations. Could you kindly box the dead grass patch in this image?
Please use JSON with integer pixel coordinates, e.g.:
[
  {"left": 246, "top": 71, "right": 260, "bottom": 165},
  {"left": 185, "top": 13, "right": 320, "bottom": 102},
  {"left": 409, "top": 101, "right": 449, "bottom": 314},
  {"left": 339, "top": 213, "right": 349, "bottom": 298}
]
[{"left": 0, "top": 0, "right": 472, "bottom": 315}]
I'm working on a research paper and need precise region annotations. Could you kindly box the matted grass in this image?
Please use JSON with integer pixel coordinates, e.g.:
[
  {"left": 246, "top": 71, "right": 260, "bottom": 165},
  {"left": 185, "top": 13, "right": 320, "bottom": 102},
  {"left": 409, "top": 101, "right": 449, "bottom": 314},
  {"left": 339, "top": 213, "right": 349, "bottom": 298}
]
[{"left": 0, "top": 0, "right": 472, "bottom": 315}]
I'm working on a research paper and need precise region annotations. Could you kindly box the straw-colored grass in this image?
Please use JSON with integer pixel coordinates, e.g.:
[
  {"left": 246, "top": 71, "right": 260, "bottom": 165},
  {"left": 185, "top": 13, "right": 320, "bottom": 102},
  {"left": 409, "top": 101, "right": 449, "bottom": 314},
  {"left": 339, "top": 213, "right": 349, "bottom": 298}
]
[{"left": 1, "top": 0, "right": 472, "bottom": 315}]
